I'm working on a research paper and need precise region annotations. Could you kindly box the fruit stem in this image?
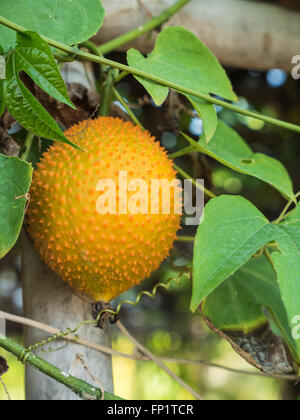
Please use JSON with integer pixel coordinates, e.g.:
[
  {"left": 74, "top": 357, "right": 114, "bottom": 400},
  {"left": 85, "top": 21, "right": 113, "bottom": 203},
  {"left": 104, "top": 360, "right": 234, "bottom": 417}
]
[
  {"left": 169, "top": 145, "right": 196, "bottom": 159},
  {"left": 176, "top": 236, "right": 195, "bottom": 242},
  {"left": 0, "top": 333, "right": 122, "bottom": 400},
  {"left": 97, "top": 0, "right": 192, "bottom": 56}
]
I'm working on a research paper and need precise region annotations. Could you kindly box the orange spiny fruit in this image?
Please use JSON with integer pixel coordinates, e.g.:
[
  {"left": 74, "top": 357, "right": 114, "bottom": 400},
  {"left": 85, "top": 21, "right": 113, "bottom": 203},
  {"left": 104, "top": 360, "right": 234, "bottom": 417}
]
[{"left": 27, "top": 117, "right": 181, "bottom": 302}]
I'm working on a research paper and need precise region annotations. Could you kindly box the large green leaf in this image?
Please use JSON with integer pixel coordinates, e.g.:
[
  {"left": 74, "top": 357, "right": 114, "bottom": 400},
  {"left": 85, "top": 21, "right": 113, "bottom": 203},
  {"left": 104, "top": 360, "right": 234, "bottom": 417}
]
[
  {"left": 182, "top": 121, "right": 295, "bottom": 201},
  {"left": 202, "top": 255, "right": 296, "bottom": 355},
  {"left": 191, "top": 195, "right": 300, "bottom": 361},
  {"left": 0, "top": 0, "right": 105, "bottom": 53},
  {"left": 202, "top": 255, "right": 297, "bottom": 371},
  {"left": 271, "top": 205, "right": 300, "bottom": 358},
  {"left": 272, "top": 251, "right": 300, "bottom": 359},
  {"left": 3, "top": 32, "right": 79, "bottom": 148},
  {"left": 202, "top": 259, "right": 268, "bottom": 333},
  {"left": 0, "top": 154, "right": 32, "bottom": 259},
  {"left": 191, "top": 195, "right": 278, "bottom": 312},
  {"left": 127, "top": 26, "right": 237, "bottom": 107}
]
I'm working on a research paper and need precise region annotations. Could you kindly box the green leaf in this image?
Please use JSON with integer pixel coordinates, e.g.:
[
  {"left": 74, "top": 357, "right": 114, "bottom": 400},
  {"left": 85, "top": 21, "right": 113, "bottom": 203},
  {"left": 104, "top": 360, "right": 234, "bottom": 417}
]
[
  {"left": 0, "top": 154, "right": 32, "bottom": 259},
  {"left": 191, "top": 195, "right": 278, "bottom": 312},
  {"left": 272, "top": 252, "right": 300, "bottom": 359},
  {"left": 202, "top": 255, "right": 295, "bottom": 373},
  {"left": 15, "top": 32, "right": 75, "bottom": 108},
  {"left": 3, "top": 32, "right": 80, "bottom": 149},
  {"left": 270, "top": 205, "right": 300, "bottom": 358},
  {"left": 189, "top": 97, "right": 218, "bottom": 143},
  {"left": 202, "top": 258, "right": 268, "bottom": 333},
  {"left": 0, "top": 0, "right": 105, "bottom": 53},
  {"left": 191, "top": 196, "right": 300, "bottom": 361},
  {"left": 182, "top": 121, "right": 295, "bottom": 201},
  {"left": 127, "top": 26, "right": 237, "bottom": 106},
  {"left": 202, "top": 255, "right": 296, "bottom": 354}
]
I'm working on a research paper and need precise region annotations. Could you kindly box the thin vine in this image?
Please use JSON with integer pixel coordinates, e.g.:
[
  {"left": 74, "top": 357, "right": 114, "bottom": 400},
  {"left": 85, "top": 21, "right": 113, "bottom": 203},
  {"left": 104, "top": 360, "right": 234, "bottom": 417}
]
[
  {"left": 1, "top": 15, "right": 300, "bottom": 134},
  {"left": 274, "top": 191, "right": 300, "bottom": 224},
  {"left": 96, "top": 0, "right": 191, "bottom": 56},
  {"left": 21, "top": 273, "right": 189, "bottom": 358},
  {"left": 0, "top": 333, "right": 122, "bottom": 400}
]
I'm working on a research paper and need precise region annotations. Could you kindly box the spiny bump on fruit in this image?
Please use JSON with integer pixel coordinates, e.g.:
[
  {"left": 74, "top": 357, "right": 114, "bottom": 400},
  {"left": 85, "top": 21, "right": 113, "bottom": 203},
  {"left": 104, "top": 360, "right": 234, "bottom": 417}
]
[{"left": 27, "top": 117, "right": 182, "bottom": 302}]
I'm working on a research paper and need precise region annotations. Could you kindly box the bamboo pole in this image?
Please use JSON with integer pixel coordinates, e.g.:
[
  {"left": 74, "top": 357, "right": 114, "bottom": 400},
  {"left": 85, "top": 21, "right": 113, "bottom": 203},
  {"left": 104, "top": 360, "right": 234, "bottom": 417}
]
[{"left": 21, "top": 232, "right": 114, "bottom": 400}]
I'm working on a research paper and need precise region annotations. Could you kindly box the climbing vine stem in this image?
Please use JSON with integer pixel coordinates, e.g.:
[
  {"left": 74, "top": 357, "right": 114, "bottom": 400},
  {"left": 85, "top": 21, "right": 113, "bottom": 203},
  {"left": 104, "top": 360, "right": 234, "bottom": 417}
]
[
  {"left": 1, "top": 16, "right": 300, "bottom": 134},
  {"left": 97, "top": 0, "right": 192, "bottom": 55},
  {"left": 95, "top": 274, "right": 188, "bottom": 326},
  {"left": 0, "top": 334, "right": 122, "bottom": 400},
  {"left": 19, "top": 275, "right": 189, "bottom": 358},
  {"left": 274, "top": 191, "right": 300, "bottom": 224},
  {"left": 169, "top": 145, "right": 195, "bottom": 159}
]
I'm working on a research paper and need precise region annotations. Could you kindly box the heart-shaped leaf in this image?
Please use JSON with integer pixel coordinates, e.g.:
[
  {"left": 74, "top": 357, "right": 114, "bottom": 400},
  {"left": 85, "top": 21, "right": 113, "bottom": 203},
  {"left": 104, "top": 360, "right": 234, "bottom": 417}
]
[
  {"left": 202, "top": 255, "right": 297, "bottom": 362},
  {"left": 0, "top": 0, "right": 105, "bottom": 53},
  {"left": 127, "top": 26, "right": 236, "bottom": 143},
  {"left": 191, "top": 195, "right": 278, "bottom": 312},
  {"left": 271, "top": 205, "right": 300, "bottom": 358},
  {"left": 0, "top": 154, "right": 32, "bottom": 259},
  {"left": 127, "top": 26, "right": 237, "bottom": 105}
]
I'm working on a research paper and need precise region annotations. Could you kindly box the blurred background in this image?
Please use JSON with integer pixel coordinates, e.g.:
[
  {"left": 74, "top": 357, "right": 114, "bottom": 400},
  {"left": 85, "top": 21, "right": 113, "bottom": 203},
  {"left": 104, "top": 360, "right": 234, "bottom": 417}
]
[{"left": 0, "top": 62, "right": 299, "bottom": 400}]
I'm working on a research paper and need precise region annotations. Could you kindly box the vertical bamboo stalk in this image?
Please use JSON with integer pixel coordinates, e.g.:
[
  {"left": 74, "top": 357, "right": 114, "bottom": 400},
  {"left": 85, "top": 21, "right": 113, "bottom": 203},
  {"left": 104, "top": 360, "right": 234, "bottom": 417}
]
[{"left": 21, "top": 232, "right": 114, "bottom": 400}]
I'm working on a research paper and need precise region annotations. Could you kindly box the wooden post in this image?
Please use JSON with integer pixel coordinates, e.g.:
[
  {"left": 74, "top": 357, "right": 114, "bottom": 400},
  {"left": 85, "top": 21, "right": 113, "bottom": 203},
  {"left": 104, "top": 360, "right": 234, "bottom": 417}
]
[{"left": 21, "top": 232, "right": 114, "bottom": 400}]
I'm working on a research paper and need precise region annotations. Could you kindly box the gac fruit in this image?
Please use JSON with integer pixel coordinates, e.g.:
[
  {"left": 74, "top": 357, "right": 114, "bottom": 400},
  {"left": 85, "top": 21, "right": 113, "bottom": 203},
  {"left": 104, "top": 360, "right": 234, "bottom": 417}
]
[{"left": 27, "top": 117, "right": 181, "bottom": 302}]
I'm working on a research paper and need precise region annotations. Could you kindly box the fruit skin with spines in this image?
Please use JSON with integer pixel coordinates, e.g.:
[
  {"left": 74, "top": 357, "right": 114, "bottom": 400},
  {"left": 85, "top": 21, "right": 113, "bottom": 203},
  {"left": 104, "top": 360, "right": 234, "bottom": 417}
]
[{"left": 27, "top": 117, "right": 181, "bottom": 302}]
